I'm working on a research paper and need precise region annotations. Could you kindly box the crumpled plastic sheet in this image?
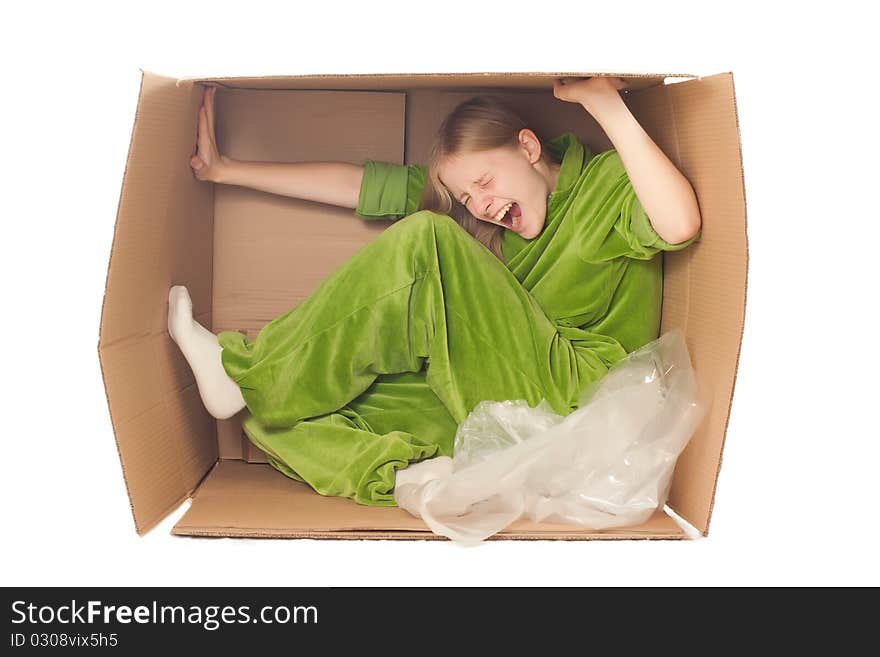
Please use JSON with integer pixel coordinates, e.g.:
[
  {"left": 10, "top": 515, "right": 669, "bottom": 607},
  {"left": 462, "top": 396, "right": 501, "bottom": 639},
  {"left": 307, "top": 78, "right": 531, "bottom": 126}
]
[{"left": 394, "top": 329, "right": 710, "bottom": 546}]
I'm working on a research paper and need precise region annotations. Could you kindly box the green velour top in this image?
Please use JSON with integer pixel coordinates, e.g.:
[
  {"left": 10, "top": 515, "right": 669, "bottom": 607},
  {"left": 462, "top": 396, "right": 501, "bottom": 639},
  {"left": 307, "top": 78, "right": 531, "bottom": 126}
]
[{"left": 356, "top": 133, "right": 700, "bottom": 353}]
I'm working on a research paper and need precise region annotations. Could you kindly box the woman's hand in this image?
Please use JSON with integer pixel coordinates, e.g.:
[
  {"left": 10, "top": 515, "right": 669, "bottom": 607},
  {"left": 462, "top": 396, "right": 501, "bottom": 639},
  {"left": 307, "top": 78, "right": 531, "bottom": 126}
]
[
  {"left": 553, "top": 76, "right": 629, "bottom": 117},
  {"left": 556, "top": 76, "right": 702, "bottom": 244},
  {"left": 190, "top": 86, "right": 227, "bottom": 182}
]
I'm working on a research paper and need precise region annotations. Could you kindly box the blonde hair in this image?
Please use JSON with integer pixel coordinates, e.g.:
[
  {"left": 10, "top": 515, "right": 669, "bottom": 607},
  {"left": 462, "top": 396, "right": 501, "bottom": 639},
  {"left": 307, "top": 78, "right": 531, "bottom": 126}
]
[{"left": 417, "top": 96, "right": 556, "bottom": 260}]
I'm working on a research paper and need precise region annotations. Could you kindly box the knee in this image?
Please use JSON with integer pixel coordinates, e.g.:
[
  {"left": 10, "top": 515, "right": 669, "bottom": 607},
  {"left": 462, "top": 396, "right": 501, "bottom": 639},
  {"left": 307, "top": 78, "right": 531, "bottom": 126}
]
[
  {"left": 382, "top": 212, "right": 469, "bottom": 254},
  {"left": 396, "top": 210, "right": 460, "bottom": 235}
]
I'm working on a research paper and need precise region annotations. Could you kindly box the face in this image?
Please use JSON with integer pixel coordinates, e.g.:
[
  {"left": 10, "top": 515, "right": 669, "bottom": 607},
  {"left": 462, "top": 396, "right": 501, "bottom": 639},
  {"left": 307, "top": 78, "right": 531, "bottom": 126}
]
[{"left": 436, "top": 129, "right": 554, "bottom": 240}]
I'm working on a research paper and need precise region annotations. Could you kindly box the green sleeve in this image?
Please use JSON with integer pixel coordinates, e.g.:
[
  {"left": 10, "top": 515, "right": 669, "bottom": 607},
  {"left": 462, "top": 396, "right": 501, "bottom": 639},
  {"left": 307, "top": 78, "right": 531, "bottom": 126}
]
[
  {"left": 356, "top": 160, "right": 427, "bottom": 220},
  {"left": 624, "top": 192, "right": 702, "bottom": 254},
  {"left": 577, "top": 150, "right": 701, "bottom": 263}
]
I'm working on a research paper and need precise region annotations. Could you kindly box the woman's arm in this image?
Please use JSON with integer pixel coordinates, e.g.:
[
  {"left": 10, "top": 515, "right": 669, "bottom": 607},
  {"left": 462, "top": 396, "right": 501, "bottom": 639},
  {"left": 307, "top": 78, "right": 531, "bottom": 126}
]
[
  {"left": 215, "top": 158, "right": 363, "bottom": 209},
  {"left": 190, "top": 86, "right": 363, "bottom": 209},
  {"left": 553, "top": 78, "right": 702, "bottom": 244}
]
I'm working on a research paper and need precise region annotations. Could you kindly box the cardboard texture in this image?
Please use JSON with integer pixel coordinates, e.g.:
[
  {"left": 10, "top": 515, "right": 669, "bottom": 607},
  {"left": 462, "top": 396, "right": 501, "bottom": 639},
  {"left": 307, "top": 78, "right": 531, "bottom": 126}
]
[{"left": 99, "top": 70, "right": 747, "bottom": 540}]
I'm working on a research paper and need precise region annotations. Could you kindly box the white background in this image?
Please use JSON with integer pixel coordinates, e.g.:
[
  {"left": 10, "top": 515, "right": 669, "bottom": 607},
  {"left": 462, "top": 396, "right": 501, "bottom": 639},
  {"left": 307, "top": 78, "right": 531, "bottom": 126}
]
[{"left": 2, "top": 1, "right": 878, "bottom": 587}]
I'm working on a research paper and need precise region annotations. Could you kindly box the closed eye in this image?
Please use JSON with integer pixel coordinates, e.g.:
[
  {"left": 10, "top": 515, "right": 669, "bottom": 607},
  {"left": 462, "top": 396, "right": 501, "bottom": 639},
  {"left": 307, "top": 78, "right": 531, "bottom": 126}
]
[{"left": 459, "top": 177, "right": 490, "bottom": 205}]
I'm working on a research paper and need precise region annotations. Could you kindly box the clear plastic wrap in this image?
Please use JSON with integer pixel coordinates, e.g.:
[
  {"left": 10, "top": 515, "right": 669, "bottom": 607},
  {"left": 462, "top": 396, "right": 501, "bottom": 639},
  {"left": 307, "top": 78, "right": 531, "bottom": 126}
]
[{"left": 394, "top": 329, "right": 710, "bottom": 546}]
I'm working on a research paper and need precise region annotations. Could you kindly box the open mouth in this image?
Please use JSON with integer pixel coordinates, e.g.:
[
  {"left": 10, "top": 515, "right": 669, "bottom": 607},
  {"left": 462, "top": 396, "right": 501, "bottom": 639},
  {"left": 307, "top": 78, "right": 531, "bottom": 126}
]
[{"left": 493, "top": 202, "right": 522, "bottom": 230}]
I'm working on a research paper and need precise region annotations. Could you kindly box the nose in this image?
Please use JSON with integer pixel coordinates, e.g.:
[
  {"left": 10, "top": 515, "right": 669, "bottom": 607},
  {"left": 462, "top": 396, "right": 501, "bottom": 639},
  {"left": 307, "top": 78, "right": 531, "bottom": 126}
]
[{"left": 473, "top": 191, "right": 493, "bottom": 218}]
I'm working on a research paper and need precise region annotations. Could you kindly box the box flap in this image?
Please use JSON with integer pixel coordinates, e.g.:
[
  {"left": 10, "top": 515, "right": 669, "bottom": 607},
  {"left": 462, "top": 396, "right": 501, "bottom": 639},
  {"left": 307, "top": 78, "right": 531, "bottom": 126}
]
[
  {"left": 626, "top": 73, "right": 747, "bottom": 534},
  {"left": 98, "top": 69, "right": 218, "bottom": 534},
  {"left": 173, "top": 461, "right": 686, "bottom": 539}
]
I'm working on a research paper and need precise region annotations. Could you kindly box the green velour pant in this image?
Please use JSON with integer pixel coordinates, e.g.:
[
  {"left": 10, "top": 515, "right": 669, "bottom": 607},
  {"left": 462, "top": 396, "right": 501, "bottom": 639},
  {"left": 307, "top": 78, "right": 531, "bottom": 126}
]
[{"left": 218, "top": 210, "right": 628, "bottom": 505}]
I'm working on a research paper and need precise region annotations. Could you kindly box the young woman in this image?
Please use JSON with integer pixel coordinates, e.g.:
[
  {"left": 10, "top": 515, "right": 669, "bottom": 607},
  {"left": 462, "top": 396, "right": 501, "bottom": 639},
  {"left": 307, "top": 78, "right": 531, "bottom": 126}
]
[{"left": 169, "top": 77, "right": 702, "bottom": 505}]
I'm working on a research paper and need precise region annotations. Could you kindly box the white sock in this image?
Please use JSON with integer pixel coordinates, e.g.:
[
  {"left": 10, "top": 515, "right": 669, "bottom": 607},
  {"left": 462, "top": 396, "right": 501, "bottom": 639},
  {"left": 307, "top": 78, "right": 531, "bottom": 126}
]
[{"left": 167, "top": 285, "right": 246, "bottom": 420}]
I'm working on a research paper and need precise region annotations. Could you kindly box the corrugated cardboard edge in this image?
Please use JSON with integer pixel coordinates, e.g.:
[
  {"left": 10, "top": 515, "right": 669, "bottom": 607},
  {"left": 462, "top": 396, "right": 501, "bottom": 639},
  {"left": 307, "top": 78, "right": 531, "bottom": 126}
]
[
  {"left": 700, "top": 72, "right": 749, "bottom": 535},
  {"left": 625, "top": 72, "right": 747, "bottom": 536},
  {"left": 97, "top": 70, "right": 184, "bottom": 535},
  {"left": 99, "top": 68, "right": 218, "bottom": 535},
  {"left": 170, "top": 530, "right": 686, "bottom": 541},
  {"left": 174, "top": 71, "right": 697, "bottom": 86},
  {"left": 661, "top": 72, "right": 747, "bottom": 536}
]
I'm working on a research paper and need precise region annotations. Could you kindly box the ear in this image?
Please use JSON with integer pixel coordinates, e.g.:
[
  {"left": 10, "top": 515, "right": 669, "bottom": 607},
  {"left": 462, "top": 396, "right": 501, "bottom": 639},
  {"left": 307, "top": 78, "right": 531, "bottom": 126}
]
[{"left": 517, "top": 128, "right": 543, "bottom": 164}]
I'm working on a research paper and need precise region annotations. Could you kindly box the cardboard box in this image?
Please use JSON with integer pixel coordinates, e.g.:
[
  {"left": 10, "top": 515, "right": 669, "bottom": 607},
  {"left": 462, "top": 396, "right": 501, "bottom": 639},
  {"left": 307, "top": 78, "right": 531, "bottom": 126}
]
[{"left": 98, "top": 70, "right": 747, "bottom": 540}]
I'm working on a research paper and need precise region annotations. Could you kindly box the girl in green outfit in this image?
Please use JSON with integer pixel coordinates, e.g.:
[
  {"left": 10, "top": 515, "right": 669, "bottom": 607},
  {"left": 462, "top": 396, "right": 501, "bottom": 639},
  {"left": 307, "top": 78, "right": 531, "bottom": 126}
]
[{"left": 169, "top": 77, "right": 702, "bottom": 506}]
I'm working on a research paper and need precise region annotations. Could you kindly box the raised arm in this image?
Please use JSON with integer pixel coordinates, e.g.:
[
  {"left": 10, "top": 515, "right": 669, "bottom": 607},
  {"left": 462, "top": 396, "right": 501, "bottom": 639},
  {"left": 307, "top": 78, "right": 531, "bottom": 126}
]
[
  {"left": 190, "top": 86, "right": 363, "bottom": 209},
  {"left": 553, "top": 77, "right": 702, "bottom": 245}
]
